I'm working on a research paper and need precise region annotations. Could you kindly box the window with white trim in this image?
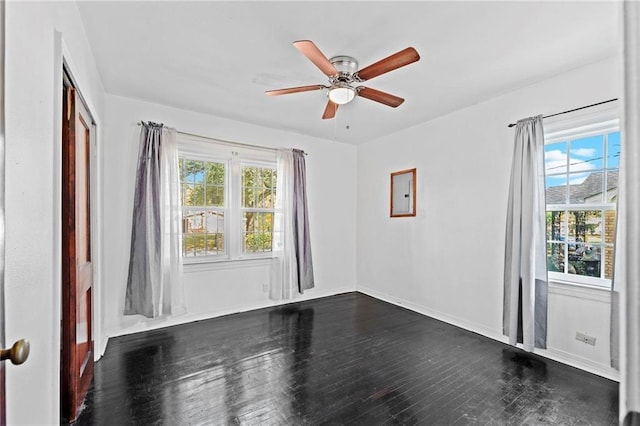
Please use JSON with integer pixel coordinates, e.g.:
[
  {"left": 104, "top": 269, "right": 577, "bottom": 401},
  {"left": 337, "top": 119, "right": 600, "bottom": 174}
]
[
  {"left": 544, "top": 114, "right": 619, "bottom": 286},
  {"left": 178, "top": 136, "right": 277, "bottom": 262},
  {"left": 241, "top": 165, "right": 277, "bottom": 253},
  {"left": 179, "top": 158, "right": 226, "bottom": 257}
]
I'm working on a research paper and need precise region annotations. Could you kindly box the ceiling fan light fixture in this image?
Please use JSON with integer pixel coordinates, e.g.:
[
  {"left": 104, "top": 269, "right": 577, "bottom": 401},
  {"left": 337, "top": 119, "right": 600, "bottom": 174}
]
[{"left": 328, "top": 85, "right": 356, "bottom": 105}]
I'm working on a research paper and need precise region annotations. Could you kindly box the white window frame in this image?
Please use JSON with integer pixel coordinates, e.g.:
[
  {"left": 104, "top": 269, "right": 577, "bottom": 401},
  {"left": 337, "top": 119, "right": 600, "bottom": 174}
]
[
  {"left": 236, "top": 160, "right": 278, "bottom": 259},
  {"left": 177, "top": 134, "right": 277, "bottom": 264},
  {"left": 178, "top": 152, "right": 230, "bottom": 262},
  {"left": 543, "top": 107, "right": 619, "bottom": 288}
]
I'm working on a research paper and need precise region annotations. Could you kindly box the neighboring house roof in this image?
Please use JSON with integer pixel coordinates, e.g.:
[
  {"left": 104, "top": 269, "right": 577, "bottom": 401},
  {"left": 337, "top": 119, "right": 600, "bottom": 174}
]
[{"left": 546, "top": 170, "right": 618, "bottom": 204}]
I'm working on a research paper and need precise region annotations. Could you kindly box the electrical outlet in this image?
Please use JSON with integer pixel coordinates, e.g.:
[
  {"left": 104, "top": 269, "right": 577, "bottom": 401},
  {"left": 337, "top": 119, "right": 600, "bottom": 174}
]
[
  {"left": 576, "top": 332, "right": 596, "bottom": 346},
  {"left": 262, "top": 283, "right": 268, "bottom": 293}
]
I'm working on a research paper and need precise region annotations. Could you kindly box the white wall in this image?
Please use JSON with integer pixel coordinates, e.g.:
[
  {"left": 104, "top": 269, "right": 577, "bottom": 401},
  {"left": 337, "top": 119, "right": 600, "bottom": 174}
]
[
  {"left": 4, "top": 1, "right": 105, "bottom": 424},
  {"left": 356, "top": 57, "right": 621, "bottom": 380},
  {"left": 101, "top": 95, "right": 357, "bottom": 346}
]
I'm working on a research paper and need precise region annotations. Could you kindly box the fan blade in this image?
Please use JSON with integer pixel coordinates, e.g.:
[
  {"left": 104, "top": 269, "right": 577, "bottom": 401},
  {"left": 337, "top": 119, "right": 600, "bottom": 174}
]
[
  {"left": 293, "top": 40, "right": 338, "bottom": 77},
  {"left": 357, "top": 47, "right": 420, "bottom": 81},
  {"left": 265, "top": 85, "right": 326, "bottom": 96},
  {"left": 322, "top": 100, "right": 339, "bottom": 119},
  {"left": 357, "top": 87, "right": 405, "bottom": 108}
]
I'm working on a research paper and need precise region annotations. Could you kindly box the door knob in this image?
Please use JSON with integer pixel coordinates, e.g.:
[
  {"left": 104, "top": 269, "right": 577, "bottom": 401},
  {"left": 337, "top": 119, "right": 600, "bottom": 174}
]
[{"left": 1, "top": 339, "right": 30, "bottom": 365}]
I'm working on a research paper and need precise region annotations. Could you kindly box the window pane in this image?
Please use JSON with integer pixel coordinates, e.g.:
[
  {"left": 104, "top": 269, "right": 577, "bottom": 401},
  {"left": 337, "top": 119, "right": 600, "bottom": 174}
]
[
  {"left": 192, "top": 184, "right": 204, "bottom": 206},
  {"left": 586, "top": 211, "right": 604, "bottom": 243},
  {"left": 182, "top": 235, "right": 195, "bottom": 257},
  {"left": 607, "top": 132, "right": 620, "bottom": 169},
  {"left": 205, "top": 233, "right": 224, "bottom": 254},
  {"left": 605, "top": 210, "right": 616, "bottom": 244},
  {"left": 569, "top": 172, "right": 603, "bottom": 204},
  {"left": 241, "top": 165, "right": 276, "bottom": 208},
  {"left": 567, "top": 210, "right": 601, "bottom": 243},
  {"left": 191, "top": 234, "right": 207, "bottom": 256},
  {"left": 203, "top": 211, "right": 224, "bottom": 233},
  {"left": 204, "top": 162, "right": 225, "bottom": 186},
  {"left": 205, "top": 185, "right": 224, "bottom": 207},
  {"left": 180, "top": 159, "right": 225, "bottom": 208},
  {"left": 546, "top": 211, "right": 565, "bottom": 241},
  {"left": 184, "top": 211, "right": 204, "bottom": 232},
  {"left": 243, "top": 211, "right": 274, "bottom": 253},
  {"left": 258, "top": 188, "right": 274, "bottom": 208},
  {"left": 182, "top": 183, "right": 194, "bottom": 206},
  {"left": 568, "top": 244, "right": 601, "bottom": 278},
  {"left": 182, "top": 210, "right": 225, "bottom": 257},
  {"left": 584, "top": 210, "right": 602, "bottom": 243},
  {"left": 546, "top": 175, "right": 567, "bottom": 204},
  {"left": 569, "top": 135, "right": 603, "bottom": 173},
  {"left": 547, "top": 243, "right": 565, "bottom": 273},
  {"left": 545, "top": 142, "right": 567, "bottom": 175},
  {"left": 605, "top": 170, "right": 619, "bottom": 203}
]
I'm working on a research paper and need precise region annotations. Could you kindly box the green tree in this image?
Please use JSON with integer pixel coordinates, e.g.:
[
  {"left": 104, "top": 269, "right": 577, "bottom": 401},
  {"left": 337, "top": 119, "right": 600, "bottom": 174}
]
[{"left": 180, "top": 159, "right": 225, "bottom": 207}]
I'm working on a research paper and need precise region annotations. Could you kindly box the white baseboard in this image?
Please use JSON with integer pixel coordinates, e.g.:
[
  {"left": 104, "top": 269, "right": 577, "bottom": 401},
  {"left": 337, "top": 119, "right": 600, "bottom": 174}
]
[
  {"left": 357, "top": 286, "right": 619, "bottom": 382},
  {"left": 101, "top": 285, "right": 354, "bottom": 353},
  {"left": 357, "top": 285, "right": 506, "bottom": 341},
  {"left": 538, "top": 347, "right": 619, "bottom": 382}
]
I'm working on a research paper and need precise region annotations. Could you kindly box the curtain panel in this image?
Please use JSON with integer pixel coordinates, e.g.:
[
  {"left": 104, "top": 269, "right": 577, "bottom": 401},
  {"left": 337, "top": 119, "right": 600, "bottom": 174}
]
[
  {"left": 125, "top": 122, "right": 185, "bottom": 318},
  {"left": 292, "top": 149, "right": 314, "bottom": 293},
  {"left": 615, "top": 2, "right": 640, "bottom": 423},
  {"left": 503, "top": 115, "right": 548, "bottom": 352},
  {"left": 270, "top": 149, "right": 314, "bottom": 300}
]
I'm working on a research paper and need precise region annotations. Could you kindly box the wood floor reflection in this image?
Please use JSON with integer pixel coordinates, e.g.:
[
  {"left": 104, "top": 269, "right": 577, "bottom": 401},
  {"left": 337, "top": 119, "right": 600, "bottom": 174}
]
[{"left": 73, "top": 293, "right": 618, "bottom": 425}]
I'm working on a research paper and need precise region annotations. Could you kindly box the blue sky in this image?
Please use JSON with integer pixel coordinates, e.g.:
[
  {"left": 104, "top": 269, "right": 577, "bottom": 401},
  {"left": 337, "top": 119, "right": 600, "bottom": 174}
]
[{"left": 544, "top": 131, "right": 620, "bottom": 189}]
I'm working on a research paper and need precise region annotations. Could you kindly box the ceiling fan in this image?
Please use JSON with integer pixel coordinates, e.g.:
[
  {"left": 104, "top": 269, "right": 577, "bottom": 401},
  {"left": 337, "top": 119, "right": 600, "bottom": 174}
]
[{"left": 265, "top": 40, "right": 420, "bottom": 119}]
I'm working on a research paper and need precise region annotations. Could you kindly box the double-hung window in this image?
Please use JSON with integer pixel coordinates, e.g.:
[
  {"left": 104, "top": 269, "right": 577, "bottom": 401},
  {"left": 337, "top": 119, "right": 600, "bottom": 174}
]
[
  {"left": 179, "top": 158, "right": 226, "bottom": 257},
  {"left": 178, "top": 136, "right": 277, "bottom": 263},
  {"left": 544, "top": 112, "right": 620, "bottom": 286},
  {"left": 241, "top": 164, "right": 277, "bottom": 254}
]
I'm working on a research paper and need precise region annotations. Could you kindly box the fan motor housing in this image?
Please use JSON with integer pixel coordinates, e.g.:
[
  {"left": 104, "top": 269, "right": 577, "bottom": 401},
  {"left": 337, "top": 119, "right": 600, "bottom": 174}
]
[{"left": 330, "top": 56, "right": 358, "bottom": 77}]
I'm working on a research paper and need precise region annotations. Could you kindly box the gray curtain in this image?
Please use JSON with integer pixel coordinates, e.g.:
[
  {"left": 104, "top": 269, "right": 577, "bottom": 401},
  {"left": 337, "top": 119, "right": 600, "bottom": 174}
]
[
  {"left": 292, "top": 149, "right": 314, "bottom": 293},
  {"left": 614, "top": 2, "right": 640, "bottom": 423},
  {"left": 124, "top": 122, "right": 176, "bottom": 318},
  {"left": 503, "top": 115, "right": 548, "bottom": 352}
]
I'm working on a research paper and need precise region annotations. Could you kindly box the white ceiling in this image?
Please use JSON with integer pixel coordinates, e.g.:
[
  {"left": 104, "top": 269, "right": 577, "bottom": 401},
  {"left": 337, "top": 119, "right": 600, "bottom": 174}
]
[{"left": 77, "top": 1, "right": 619, "bottom": 145}]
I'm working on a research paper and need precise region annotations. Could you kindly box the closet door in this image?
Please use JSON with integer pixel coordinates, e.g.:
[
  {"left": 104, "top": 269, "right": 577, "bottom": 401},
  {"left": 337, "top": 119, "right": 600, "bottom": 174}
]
[{"left": 61, "top": 76, "right": 95, "bottom": 423}]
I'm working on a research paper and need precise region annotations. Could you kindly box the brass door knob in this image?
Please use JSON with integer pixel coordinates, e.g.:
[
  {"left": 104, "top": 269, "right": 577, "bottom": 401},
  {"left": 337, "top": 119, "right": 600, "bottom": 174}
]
[{"left": 0, "top": 339, "right": 30, "bottom": 365}]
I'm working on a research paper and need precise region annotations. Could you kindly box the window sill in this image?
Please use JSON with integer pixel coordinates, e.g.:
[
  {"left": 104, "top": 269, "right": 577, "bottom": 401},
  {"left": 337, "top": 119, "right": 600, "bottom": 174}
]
[
  {"left": 548, "top": 279, "right": 612, "bottom": 303},
  {"left": 184, "top": 256, "right": 273, "bottom": 273}
]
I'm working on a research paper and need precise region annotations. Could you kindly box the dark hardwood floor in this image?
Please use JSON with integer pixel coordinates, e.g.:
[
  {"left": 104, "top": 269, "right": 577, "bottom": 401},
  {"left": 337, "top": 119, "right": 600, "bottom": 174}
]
[{"left": 73, "top": 292, "right": 618, "bottom": 425}]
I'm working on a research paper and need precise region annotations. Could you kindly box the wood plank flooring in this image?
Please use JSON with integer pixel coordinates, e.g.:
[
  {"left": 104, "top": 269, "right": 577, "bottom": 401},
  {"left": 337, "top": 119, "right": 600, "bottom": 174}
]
[{"left": 73, "top": 292, "right": 618, "bottom": 425}]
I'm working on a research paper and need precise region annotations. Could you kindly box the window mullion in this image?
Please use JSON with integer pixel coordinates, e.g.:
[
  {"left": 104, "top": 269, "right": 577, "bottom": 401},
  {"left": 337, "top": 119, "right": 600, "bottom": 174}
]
[{"left": 229, "top": 155, "right": 241, "bottom": 259}]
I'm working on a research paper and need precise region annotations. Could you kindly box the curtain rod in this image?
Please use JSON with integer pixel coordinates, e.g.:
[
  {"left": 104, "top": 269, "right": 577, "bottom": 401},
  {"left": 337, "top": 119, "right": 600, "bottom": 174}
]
[
  {"left": 137, "top": 122, "right": 306, "bottom": 155},
  {"left": 507, "top": 98, "right": 619, "bottom": 128}
]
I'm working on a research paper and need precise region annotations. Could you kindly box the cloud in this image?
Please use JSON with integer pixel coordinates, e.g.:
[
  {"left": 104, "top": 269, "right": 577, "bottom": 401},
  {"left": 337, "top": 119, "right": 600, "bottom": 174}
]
[
  {"left": 545, "top": 149, "right": 566, "bottom": 162},
  {"left": 572, "top": 148, "right": 596, "bottom": 157},
  {"left": 545, "top": 149, "right": 567, "bottom": 174},
  {"left": 545, "top": 148, "right": 596, "bottom": 174}
]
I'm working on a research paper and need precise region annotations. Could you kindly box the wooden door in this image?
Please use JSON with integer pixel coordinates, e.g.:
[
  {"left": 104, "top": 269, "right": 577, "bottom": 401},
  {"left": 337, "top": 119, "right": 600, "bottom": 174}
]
[{"left": 61, "top": 76, "right": 94, "bottom": 423}]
